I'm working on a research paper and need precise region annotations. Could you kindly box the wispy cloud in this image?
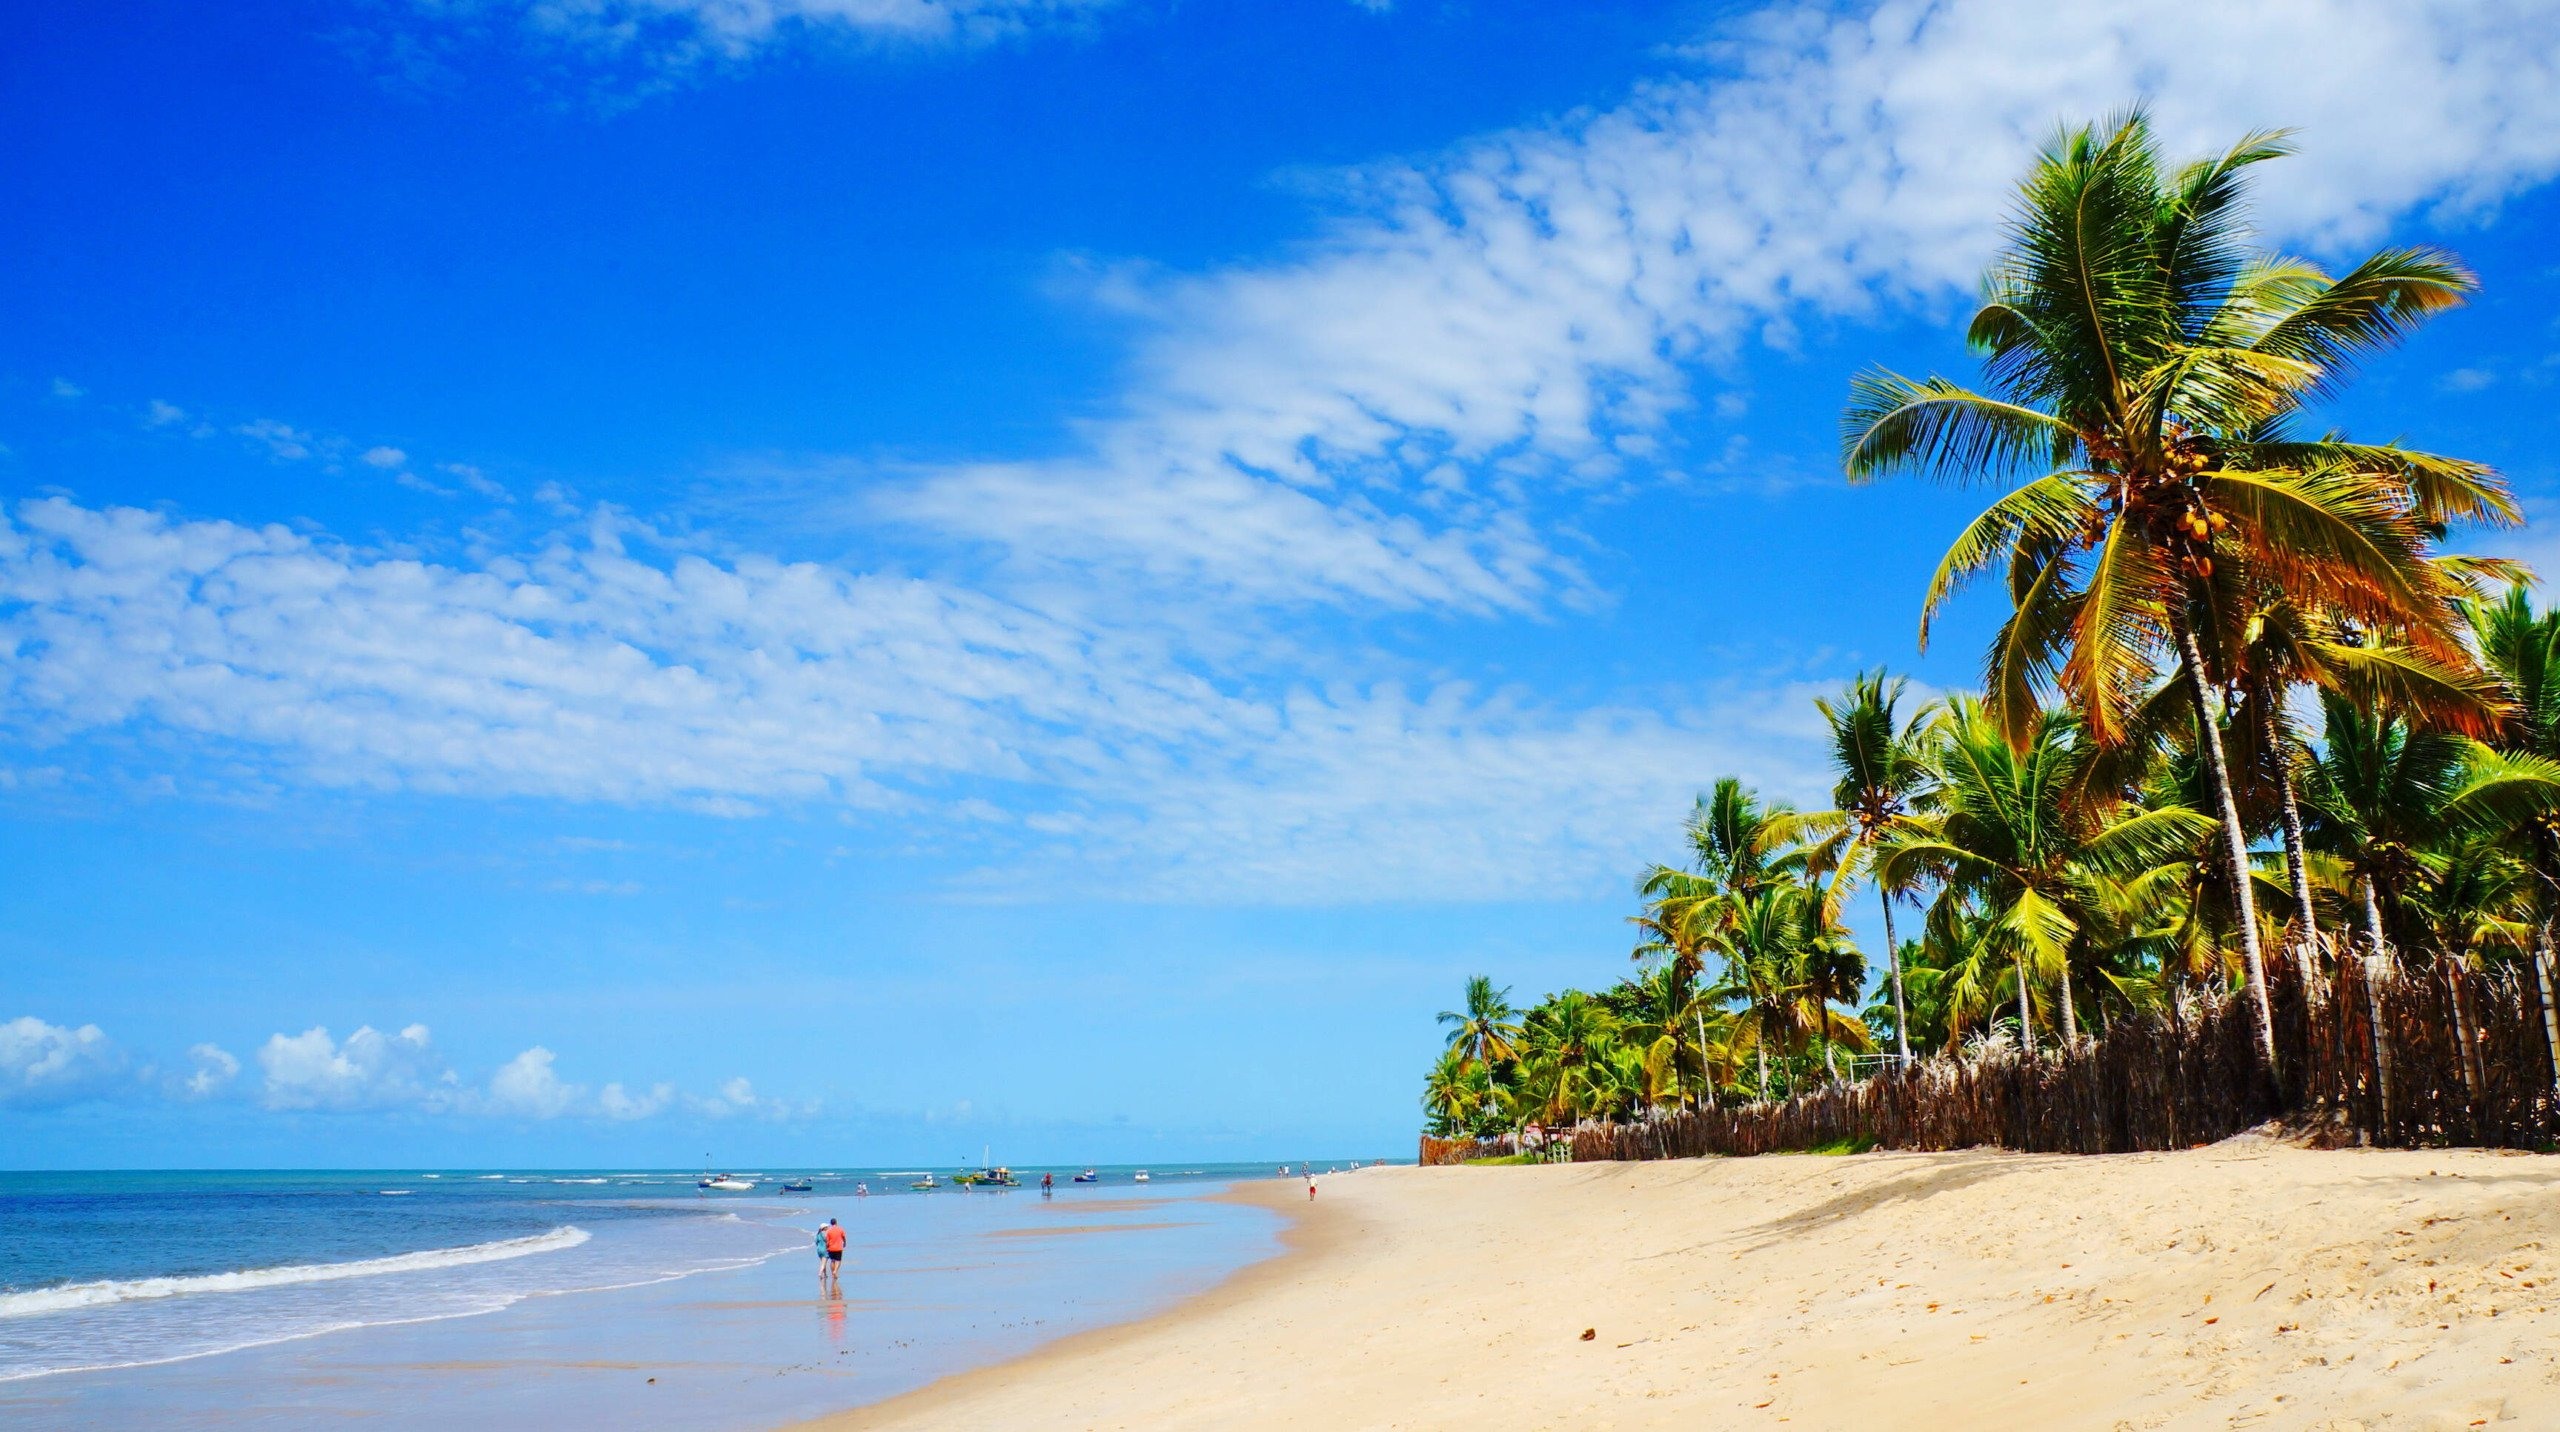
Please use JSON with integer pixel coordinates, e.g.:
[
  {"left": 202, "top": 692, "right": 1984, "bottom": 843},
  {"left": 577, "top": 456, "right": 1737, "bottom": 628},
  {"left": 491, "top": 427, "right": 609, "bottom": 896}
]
[
  {"left": 0, "top": 495, "right": 1832, "bottom": 898},
  {"left": 13, "top": 0, "right": 2560, "bottom": 905},
  {"left": 396, "top": 0, "right": 1118, "bottom": 74},
  {"left": 133, "top": 397, "right": 514, "bottom": 503},
  {"left": 886, "top": 0, "right": 2560, "bottom": 613}
]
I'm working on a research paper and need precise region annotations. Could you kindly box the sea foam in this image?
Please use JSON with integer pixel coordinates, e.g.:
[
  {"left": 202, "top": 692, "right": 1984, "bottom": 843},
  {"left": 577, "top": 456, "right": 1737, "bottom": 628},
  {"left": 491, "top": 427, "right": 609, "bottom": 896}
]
[{"left": 0, "top": 1227, "right": 590, "bottom": 1319}]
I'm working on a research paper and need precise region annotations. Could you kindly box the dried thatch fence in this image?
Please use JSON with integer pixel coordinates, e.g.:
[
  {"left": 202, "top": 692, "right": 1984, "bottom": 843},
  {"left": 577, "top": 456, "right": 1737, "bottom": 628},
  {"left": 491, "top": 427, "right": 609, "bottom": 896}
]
[{"left": 1420, "top": 951, "right": 2560, "bottom": 1166}]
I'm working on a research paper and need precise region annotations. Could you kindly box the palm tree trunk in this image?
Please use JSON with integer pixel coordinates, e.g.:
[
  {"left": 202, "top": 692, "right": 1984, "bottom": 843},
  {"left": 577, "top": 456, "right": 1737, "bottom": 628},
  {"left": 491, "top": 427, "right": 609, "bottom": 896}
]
[
  {"left": 1696, "top": 1008, "right": 1716, "bottom": 1110},
  {"left": 2258, "top": 686, "right": 2321, "bottom": 987},
  {"left": 1756, "top": 1044, "right": 1770, "bottom": 1101},
  {"left": 2176, "top": 620, "right": 2279, "bottom": 1076},
  {"left": 2537, "top": 919, "right": 2560, "bottom": 1095},
  {"left": 1880, "top": 886, "right": 1910, "bottom": 1068},
  {"left": 2056, "top": 952, "right": 2079, "bottom": 1047},
  {"left": 2445, "top": 962, "right": 2484, "bottom": 1108},
  {"left": 2016, "top": 958, "right": 2034, "bottom": 1055},
  {"left": 2360, "top": 877, "right": 2395, "bottom": 1135}
]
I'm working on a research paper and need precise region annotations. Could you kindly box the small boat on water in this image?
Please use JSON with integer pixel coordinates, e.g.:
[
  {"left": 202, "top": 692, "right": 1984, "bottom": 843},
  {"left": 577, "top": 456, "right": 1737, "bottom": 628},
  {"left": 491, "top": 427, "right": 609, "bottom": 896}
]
[
  {"left": 954, "top": 1165, "right": 1019, "bottom": 1188},
  {"left": 779, "top": 1179, "right": 815, "bottom": 1193},
  {"left": 1132, "top": 1169, "right": 1150, "bottom": 1183},
  {"left": 698, "top": 1173, "right": 755, "bottom": 1192},
  {"left": 1072, "top": 1169, "right": 1099, "bottom": 1183},
  {"left": 911, "top": 1173, "right": 940, "bottom": 1190}
]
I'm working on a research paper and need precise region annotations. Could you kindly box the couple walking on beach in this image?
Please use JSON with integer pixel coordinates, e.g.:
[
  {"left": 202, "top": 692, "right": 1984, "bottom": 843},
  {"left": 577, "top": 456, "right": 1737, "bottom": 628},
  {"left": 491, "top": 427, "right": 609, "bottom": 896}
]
[{"left": 815, "top": 1217, "right": 847, "bottom": 1295}]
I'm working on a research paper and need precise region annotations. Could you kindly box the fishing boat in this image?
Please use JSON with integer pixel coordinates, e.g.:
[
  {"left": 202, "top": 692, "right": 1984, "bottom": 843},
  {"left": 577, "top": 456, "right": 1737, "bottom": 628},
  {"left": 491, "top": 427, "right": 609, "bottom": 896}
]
[
  {"left": 954, "top": 1165, "right": 1019, "bottom": 1188},
  {"left": 698, "top": 1173, "right": 755, "bottom": 1192},
  {"left": 1132, "top": 1169, "right": 1150, "bottom": 1183},
  {"left": 910, "top": 1173, "right": 939, "bottom": 1190},
  {"left": 779, "top": 1179, "right": 815, "bottom": 1193},
  {"left": 1072, "top": 1169, "right": 1099, "bottom": 1183}
]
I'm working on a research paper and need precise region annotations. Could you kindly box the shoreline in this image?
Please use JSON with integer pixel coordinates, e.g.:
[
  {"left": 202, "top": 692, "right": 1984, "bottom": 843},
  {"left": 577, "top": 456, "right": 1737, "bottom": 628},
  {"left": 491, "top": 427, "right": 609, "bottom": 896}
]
[
  {"left": 0, "top": 1172, "right": 1288, "bottom": 1431},
  {"left": 803, "top": 1176, "right": 1331, "bottom": 1430},
  {"left": 798, "top": 1144, "right": 2560, "bottom": 1430}
]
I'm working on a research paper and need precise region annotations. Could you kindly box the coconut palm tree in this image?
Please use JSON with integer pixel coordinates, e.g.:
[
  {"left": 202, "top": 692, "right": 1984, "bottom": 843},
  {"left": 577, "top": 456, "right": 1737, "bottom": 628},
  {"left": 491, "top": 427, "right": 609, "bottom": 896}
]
[
  {"left": 1844, "top": 112, "right": 2512, "bottom": 1070},
  {"left": 1511, "top": 991, "right": 1621, "bottom": 1126},
  {"left": 1800, "top": 671, "right": 1939, "bottom": 1066},
  {"left": 2217, "top": 589, "right": 2508, "bottom": 980},
  {"left": 1627, "top": 885, "right": 1716, "bottom": 992},
  {"left": 1612, "top": 958, "right": 1735, "bottom": 1109},
  {"left": 1436, "top": 977, "right": 1522, "bottom": 1129},
  {"left": 2299, "top": 692, "right": 2471, "bottom": 961},
  {"left": 1421, "top": 1046, "right": 1479, "bottom": 1139},
  {"left": 1710, "top": 880, "right": 1872, "bottom": 1096},
  {"left": 1882, "top": 699, "right": 2215, "bottom": 1047},
  {"left": 1438, "top": 977, "right": 1521, "bottom": 1071},
  {"left": 2464, "top": 586, "right": 2560, "bottom": 1074}
]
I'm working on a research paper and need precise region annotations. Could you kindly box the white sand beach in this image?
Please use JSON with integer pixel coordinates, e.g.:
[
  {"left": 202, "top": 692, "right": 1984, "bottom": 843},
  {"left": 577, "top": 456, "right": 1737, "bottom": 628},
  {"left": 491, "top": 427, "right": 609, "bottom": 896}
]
[{"left": 812, "top": 1142, "right": 2560, "bottom": 1430}]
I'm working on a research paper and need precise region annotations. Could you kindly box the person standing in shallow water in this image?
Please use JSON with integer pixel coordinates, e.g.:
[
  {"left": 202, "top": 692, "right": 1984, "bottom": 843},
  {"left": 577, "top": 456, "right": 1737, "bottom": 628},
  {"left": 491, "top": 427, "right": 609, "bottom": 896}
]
[{"left": 822, "top": 1217, "right": 847, "bottom": 1295}]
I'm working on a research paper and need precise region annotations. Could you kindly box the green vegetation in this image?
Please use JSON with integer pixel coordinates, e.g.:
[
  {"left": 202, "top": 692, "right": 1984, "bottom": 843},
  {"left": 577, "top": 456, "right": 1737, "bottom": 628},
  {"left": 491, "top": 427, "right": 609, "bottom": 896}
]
[{"left": 1423, "top": 112, "right": 2560, "bottom": 1146}]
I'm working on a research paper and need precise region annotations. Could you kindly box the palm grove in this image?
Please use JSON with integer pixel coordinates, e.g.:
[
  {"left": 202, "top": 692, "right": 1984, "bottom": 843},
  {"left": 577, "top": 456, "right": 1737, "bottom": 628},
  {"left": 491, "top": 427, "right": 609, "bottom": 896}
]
[{"left": 1424, "top": 114, "right": 2560, "bottom": 1143}]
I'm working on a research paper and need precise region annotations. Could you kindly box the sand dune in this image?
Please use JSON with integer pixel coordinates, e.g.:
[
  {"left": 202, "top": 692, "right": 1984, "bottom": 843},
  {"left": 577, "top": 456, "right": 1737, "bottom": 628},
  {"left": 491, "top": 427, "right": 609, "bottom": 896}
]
[{"left": 812, "top": 1139, "right": 2560, "bottom": 1430}]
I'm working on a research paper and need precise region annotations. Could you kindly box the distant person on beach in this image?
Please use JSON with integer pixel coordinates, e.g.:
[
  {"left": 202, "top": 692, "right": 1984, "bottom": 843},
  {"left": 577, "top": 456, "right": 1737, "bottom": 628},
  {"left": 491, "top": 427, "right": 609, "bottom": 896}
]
[
  {"left": 813, "top": 1224, "right": 828, "bottom": 1287},
  {"left": 1306, "top": 1172, "right": 1317, "bottom": 1201},
  {"left": 822, "top": 1217, "right": 847, "bottom": 1294},
  {"left": 1041, "top": 1172, "right": 1054, "bottom": 1194}
]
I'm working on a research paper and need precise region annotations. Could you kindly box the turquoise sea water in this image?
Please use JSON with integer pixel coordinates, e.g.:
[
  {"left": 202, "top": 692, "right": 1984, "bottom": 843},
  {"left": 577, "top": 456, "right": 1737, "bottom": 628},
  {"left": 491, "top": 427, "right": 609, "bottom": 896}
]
[{"left": 0, "top": 1163, "right": 1356, "bottom": 1428}]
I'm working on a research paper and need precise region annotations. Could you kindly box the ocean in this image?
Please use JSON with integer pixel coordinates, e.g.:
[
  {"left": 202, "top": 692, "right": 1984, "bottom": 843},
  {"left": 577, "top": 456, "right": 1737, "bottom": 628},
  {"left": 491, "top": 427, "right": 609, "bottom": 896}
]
[{"left": 0, "top": 1163, "right": 1334, "bottom": 1428}]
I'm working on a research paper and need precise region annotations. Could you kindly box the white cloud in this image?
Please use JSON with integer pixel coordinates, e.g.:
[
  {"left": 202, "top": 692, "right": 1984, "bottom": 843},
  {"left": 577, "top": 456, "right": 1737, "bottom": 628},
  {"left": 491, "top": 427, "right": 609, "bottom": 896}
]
[
  {"left": 0, "top": 1015, "right": 760, "bottom": 1122},
  {"left": 12, "top": 1, "right": 2560, "bottom": 905},
  {"left": 49, "top": 379, "right": 83, "bottom": 401},
  {"left": 1048, "top": 679, "right": 1840, "bottom": 903},
  {"left": 258, "top": 1023, "right": 454, "bottom": 1111},
  {"left": 2440, "top": 367, "right": 2499, "bottom": 393},
  {"left": 440, "top": 462, "right": 513, "bottom": 502},
  {"left": 447, "top": 0, "right": 1118, "bottom": 65},
  {"left": 0, "top": 496, "right": 1151, "bottom": 806},
  {"left": 688, "top": 1075, "right": 798, "bottom": 1119},
  {"left": 486, "top": 1046, "right": 583, "bottom": 1118},
  {"left": 0, "top": 1017, "right": 126, "bottom": 1107},
  {"left": 887, "top": 0, "right": 2560, "bottom": 610},
  {"left": 235, "top": 419, "right": 316, "bottom": 462},
  {"left": 361, "top": 446, "right": 408, "bottom": 469},
  {"left": 598, "top": 1080, "right": 674, "bottom": 1119},
  {"left": 0, "top": 495, "right": 1840, "bottom": 898},
  {"left": 180, "top": 1043, "right": 240, "bottom": 1098},
  {"left": 145, "top": 400, "right": 187, "bottom": 427}
]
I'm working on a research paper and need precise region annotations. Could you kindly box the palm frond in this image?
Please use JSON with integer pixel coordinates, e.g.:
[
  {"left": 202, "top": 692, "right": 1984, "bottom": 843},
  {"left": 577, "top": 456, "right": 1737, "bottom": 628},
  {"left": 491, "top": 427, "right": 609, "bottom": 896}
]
[{"left": 1843, "top": 372, "right": 2075, "bottom": 484}]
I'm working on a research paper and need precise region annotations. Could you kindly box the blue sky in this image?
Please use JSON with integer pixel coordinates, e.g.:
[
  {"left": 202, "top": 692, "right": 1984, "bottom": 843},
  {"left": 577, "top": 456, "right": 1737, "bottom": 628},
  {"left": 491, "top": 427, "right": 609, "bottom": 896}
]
[{"left": 7, "top": 0, "right": 2560, "bottom": 1168}]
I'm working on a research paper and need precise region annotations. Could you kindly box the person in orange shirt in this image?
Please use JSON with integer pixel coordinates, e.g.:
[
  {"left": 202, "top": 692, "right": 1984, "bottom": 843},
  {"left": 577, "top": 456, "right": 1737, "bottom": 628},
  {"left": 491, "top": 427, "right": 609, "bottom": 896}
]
[{"left": 822, "top": 1218, "right": 848, "bottom": 1295}]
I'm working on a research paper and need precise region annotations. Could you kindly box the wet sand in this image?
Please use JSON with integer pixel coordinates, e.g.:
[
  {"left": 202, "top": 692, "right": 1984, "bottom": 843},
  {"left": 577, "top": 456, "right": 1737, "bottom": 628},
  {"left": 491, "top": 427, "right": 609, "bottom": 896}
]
[{"left": 807, "top": 1142, "right": 2560, "bottom": 1430}]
